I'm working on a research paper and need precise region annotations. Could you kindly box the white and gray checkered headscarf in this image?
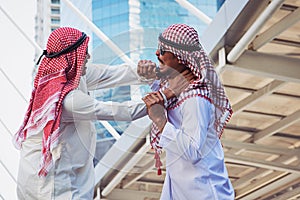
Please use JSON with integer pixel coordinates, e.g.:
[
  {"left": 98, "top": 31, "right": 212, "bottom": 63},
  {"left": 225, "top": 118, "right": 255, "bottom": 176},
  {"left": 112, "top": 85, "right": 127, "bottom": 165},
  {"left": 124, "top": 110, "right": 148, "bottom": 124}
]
[{"left": 151, "top": 24, "right": 232, "bottom": 175}]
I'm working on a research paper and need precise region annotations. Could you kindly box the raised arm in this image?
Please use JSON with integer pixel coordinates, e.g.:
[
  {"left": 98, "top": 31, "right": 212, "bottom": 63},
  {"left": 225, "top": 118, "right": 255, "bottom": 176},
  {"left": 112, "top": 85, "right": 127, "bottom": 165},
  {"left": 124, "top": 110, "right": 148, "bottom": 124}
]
[{"left": 86, "top": 63, "right": 142, "bottom": 90}]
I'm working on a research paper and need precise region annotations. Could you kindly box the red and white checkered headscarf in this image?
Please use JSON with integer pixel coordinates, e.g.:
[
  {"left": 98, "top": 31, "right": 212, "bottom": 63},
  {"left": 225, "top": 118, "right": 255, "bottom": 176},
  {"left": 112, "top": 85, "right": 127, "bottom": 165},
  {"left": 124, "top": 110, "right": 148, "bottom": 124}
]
[
  {"left": 151, "top": 24, "right": 232, "bottom": 175},
  {"left": 13, "top": 27, "right": 89, "bottom": 176}
]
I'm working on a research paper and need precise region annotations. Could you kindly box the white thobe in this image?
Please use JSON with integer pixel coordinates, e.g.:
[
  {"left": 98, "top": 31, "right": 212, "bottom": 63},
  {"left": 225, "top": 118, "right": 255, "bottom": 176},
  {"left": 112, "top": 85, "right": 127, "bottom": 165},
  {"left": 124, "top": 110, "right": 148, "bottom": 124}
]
[
  {"left": 16, "top": 64, "right": 147, "bottom": 200},
  {"left": 159, "top": 97, "right": 235, "bottom": 200}
]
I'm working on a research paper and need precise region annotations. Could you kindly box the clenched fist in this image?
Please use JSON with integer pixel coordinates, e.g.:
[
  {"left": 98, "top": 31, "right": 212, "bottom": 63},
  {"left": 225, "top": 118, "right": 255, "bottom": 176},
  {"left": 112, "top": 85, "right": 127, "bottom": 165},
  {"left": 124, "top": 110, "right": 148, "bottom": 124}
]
[{"left": 137, "top": 60, "right": 157, "bottom": 80}]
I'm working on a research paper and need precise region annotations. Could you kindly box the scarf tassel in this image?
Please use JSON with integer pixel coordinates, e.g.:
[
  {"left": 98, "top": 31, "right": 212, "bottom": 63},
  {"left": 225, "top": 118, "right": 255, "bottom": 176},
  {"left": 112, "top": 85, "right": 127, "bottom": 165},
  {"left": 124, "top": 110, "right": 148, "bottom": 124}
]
[{"left": 154, "top": 150, "right": 162, "bottom": 175}]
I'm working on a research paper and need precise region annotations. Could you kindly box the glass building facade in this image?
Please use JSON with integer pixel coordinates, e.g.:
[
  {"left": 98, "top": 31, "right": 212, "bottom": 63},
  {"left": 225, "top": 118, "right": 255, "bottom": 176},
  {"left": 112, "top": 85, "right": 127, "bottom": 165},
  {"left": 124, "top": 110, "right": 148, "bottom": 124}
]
[{"left": 61, "top": 0, "right": 220, "bottom": 141}]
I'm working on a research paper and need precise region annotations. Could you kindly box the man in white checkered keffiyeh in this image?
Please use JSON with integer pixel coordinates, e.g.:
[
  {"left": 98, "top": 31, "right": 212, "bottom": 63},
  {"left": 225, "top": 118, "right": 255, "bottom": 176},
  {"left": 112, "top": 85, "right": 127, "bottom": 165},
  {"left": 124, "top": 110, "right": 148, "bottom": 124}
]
[{"left": 142, "top": 24, "right": 234, "bottom": 199}]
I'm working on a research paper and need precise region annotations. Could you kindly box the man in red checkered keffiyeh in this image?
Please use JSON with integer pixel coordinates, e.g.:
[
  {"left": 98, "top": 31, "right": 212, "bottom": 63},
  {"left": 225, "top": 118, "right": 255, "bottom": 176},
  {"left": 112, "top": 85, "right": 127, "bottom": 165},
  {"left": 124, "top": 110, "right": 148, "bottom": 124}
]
[
  {"left": 14, "top": 27, "right": 89, "bottom": 177},
  {"left": 142, "top": 24, "right": 234, "bottom": 199},
  {"left": 13, "top": 27, "right": 153, "bottom": 199}
]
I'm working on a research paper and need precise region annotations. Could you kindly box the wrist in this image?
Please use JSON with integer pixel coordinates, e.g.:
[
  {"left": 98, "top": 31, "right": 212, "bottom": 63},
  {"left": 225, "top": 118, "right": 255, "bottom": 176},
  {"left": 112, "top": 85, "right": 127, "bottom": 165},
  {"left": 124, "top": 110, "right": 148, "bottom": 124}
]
[{"left": 155, "top": 119, "right": 167, "bottom": 133}]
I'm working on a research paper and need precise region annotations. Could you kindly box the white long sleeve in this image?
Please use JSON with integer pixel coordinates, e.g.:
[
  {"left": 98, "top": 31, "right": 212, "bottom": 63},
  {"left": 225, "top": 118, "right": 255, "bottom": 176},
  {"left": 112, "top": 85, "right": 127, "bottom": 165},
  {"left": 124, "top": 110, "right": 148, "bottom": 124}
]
[
  {"left": 85, "top": 63, "right": 142, "bottom": 90},
  {"left": 158, "top": 97, "right": 216, "bottom": 161},
  {"left": 61, "top": 89, "right": 146, "bottom": 122}
]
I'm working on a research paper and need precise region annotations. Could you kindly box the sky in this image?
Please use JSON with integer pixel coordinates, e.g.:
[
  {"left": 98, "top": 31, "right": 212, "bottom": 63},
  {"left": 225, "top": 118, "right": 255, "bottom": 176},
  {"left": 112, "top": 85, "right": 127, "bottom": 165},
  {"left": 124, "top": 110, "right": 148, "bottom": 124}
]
[{"left": 0, "top": 1, "right": 36, "bottom": 199}]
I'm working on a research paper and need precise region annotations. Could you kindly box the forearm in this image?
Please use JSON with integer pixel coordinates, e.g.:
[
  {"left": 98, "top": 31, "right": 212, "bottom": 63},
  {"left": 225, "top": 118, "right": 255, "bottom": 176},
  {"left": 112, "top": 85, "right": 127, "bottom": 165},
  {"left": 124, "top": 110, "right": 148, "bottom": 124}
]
[
  {"left": 62, "top": 90, "right": 147, "bottom": 121},
  {"left": 94, "top": 101, "right": 147, "bottom": 121},
  {"left": 86, "top": 63, "right": 146, "bottom": 90}
]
